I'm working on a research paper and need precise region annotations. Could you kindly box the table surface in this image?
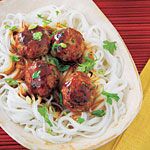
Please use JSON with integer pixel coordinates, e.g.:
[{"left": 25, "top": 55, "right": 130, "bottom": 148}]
[{"left": 0, "top": 0, "right": 150, "bottom": 149}]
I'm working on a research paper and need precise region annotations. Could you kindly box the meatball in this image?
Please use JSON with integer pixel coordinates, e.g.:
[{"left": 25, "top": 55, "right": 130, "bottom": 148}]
[
  {"left": 13, "top": 26, "right": 50, "bottom": 59},
  {"left": 25, "top": 60, "right": 59, "bottom": 97},
  {"left": 61, "top": 71, "right": 94, "bottom": 112},
  {"left": 51, "top": 28, "right": 85, "bottom": 62}
]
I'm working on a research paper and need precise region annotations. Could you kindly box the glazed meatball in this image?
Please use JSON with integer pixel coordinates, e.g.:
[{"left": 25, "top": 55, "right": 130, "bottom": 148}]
[
  {"left": 61, "top": 71, "right": 94, "bottom": 112},
  {"left": 13, "top": 26, "right": 50, "bottom": 59},
  {"left": 51, "top": 28, "right": 85, "bottom": 62},
  {"left": 25, "top": 60, "right": 59, "bottom": 97}
]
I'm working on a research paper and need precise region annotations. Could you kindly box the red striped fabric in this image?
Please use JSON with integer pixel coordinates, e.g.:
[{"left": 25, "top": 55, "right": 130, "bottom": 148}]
[{"left": 0, "top": 1, "right": 150, "bottom": 149}]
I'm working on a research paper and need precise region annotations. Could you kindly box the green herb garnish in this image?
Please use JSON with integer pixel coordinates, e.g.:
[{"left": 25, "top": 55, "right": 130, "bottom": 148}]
[
  {"left": 92, "top": 110, "right": 106, "bottom": 117},
  {"left": 58, "top": 65, "right": 70, "bottom": 72},
  {"left": 98, "top": 69, "right": 105, "bottom": 75},
  {"left": 32, "top": 70, "right": 41, "bottom": 79},
  {"left": 33, "top": 32, "right": 43, "bottom": 41},
  {"left": 38, "top": 106, "right": 53, "bottom": 127},
  {"left": 37, "top": 14, "right": 44, "bottom": 19},
  {"left": 50, "top": 30, "right": 58, "bottom": 38},
  {"left": 52, "top": 43, "right": 60, "bottom": 51},
  {"left": 28, "top": 24, "right": 38, "bottom": 30},
  {"left": 46, "top": 56, "right": 70, "bottom": 72},
  {"left": 77, "top": 117, "right": 85, "bottom": 124},
  {"left": 102, "top": 90, "right": 120, "bottom": 105},
  {"left": 52, "top": 43, "right": 67, "bottom": 51},
  {"left": 56, "top": 10, "right": 60, "bottom": 15},
  {"left": 37, "top": 14, "right": 52, "bottom": 26},
  {"left": 10, "top": 55, "right": 20, "bottom": 62},
  {"left": 5, "top": 78, "right": 18, "bottom": 86},
  {"left": 103, "top": 40, "right": 117, "bottom": 54},
  {"left": 46, "top": 56, "right": 59, "bottom": 66},
  {"left": 47, "top": 128, "right": 52, "bottom": 134},
  {"left": 60, "top": 43, "right": 67, "bottom": 48},
  {"left": 59, "top": 92, "right": 63, "bottom": 105},
  {"left": 77, "top": 56, "right": 97, "bottom": 73},
  {"left": 4, "top": 25, "right": 17, "bottom": 31}
]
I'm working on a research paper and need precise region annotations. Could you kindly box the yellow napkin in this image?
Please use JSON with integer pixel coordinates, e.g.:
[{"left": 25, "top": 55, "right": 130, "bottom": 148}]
[{"left": 98, "top": 59, "right": 150, "bottom": 150}]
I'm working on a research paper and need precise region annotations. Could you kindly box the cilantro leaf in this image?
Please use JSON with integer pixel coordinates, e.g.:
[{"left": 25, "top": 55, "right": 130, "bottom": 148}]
[
  {"left": 10, "top": 55, "right": 20, "bottom": 62},
  {"left": 92, "top": 110, "right": 106, "bottom": 117},
  {"left": 37, "top": 14, "right": 52, "bottom": 26},
  {"left": 58, "top": 65, "right": 70, "bottom": 72},
  {"left": 28, "top": 24, "right": 38, "bottom": 30},
  {"left": 5, "top": 78, "right": 18, "bottom": 87},
  {"left": 103, "top": 40, "right": 117, "bottom": 54},
  {"left": 32, "top": 70, "right": 41, "bottom": 79},
  {"left": 77, "top": 117, "right": 85, "bottom": 124},
  {"left": 77, "top": 56, "right": 97, "bottom": 73},
  {"left": 46, "top": 56, "right": 59, "bottom": 67},
  {"left": 102, "top": 90, "right": 120, "bottom": 105},
  {"left": 46, "top": 56, "right": 70, "bottom": 72},
  {"left": 106, "top": 97, "right": 113, "bottom": 105},
  {"left": 38, "top": 106, "right": 53, "bottom": 127},
  {"left": 59, "top": 92, "right": 63, "bottom": 105},
  {"left": 4, "top": 25, "right": 17, "bottom": 31},
  {"left": 56, "top": 10, "right": 60, "bottom": 15}
]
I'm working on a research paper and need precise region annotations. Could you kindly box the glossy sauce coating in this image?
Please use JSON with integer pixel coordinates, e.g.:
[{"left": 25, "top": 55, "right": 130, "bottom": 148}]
[
  {"left": 25, "top": 60, "right": 59, "bottom": 97},
  {"left": 61, "top": 71, "right": 94, "bottom": 112},
  {"left": 51, "top": 28, "right": 85, "bottom": 62},
  {"left": 13, "top": 26, "right": 50, "bottom": 59}
]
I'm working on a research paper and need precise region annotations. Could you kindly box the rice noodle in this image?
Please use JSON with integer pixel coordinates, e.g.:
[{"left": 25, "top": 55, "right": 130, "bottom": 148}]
[{"left": 0, "top": 5, "right": 128, "bottom": 143}]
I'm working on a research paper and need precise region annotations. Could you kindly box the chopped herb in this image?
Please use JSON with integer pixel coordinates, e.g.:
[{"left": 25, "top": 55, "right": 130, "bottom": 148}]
[
  {"left": 71, "top": 39, "right": 75, "bottom": 43},
  {"left": 4, "top": 25, "right": 17, "bottom": 31},
  {"left": 37, "top": 14, "right": 52, "bottom": 26},
  {"left": 92, "top": 110, "right": 106, "bottom": 117},
  {"left": 4, "top": 25, "right": 11, "bottom": 29},
  {"left": 47, "top": 128, "right": 52, "bottom": 134},
  {"left": 59, "top": 92, "right": 63, "bottom": 105},
  {"left": 77, "top": 117, "right": 85, "bottom": 124},
  {"left": 10, "top": 55, "right": 20, "bottom": 62},
  {"left": 52, "top": 43, "right": 60, "bottom": 51},
  {"left": 98, "top": 69, "right": 105, "bottom": 75},
  {"left": 103, "top": 40, "right": 117, "bottom": 54},
  {"left": 106, "top": 97, "right": 112, "bottom": 105},
  {"left": 102, "top": 90, "right": 120, "bottom": 105},
  {"left": 58, "top": 65, "right": 70, "bottom": 72},
  {"left": 56, "top": 10, "right": 60, "bottom": 15},
  {"left": 46, "top": 56, "right": 70, "bottom": 72},
  {"left": 46, "top": 56, "right": 59, "bottom": 66},
  {"left": 38, "top": 106, "right": 53, "bottom": 127},
  {"left": 37, "top": 14, "right": 44, "bottom": 19},
  {"left": 60, "top": 43, "right": 67, "bottom": 48},
  {"left": 42, "top": 19, "right": 52, "bottom": 26},
  {"left": 33, "top": 32, "right": 43, "bottom": 41},
  {"left": 52, "top": 43, "right": 67, "bottom": 51},
  {"left": 77, "top": 56, "right": 97, "bottom": 73},
  {"left": 28, "top": 24, "right": 38, "bottom": 30},
  {"left": 5, "top": 78, "right": 18, "bottom": 86},
  {"left": 50, "top": 30, "right": 58, "bottom": 38},
  {"left": 32, "top": 70, "right": 41, "bottom": 79}
]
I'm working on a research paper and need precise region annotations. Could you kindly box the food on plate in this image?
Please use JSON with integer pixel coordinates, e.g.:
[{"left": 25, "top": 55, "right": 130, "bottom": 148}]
[
  {"left": 61, "top": 71, "right": 94, "bottom": 112},
  {"left": 0, "top": 2, "right": 142, "bottom": 150},
  {"left": 25, "top": 60, "right": 60, "bottom": 97},
  {"left": 51, "top": 28, "right": 85, "bottom": 62},
  {"left": 12, "top": 26, "right": 50, "bottom": 59}
]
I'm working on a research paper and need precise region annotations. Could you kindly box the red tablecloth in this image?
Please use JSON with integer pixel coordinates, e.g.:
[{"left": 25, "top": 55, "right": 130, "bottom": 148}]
[{"left": 0, "top": 0, "right": 150, "bottom": 149}]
